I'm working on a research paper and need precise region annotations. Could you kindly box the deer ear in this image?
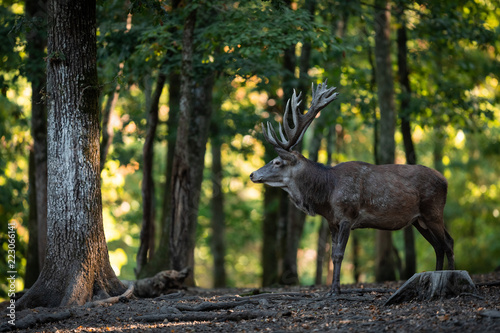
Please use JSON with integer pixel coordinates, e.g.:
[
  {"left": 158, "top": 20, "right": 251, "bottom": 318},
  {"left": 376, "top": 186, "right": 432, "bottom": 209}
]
[{"left": 275, "top": 147, "right": 298, "bottom": 163}]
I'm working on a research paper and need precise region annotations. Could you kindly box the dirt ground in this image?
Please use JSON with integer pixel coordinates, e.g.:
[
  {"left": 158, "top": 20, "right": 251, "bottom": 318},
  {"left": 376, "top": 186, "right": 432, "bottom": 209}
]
[{"left": 2, "top": 271, "right": 499, "bottom": 332}]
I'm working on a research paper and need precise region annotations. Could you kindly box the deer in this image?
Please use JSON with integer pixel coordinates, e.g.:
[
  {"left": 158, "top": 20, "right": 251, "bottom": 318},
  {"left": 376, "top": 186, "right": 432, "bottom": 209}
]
[{"left": 250, "top": 80, "right": 455, "bottom": 295}]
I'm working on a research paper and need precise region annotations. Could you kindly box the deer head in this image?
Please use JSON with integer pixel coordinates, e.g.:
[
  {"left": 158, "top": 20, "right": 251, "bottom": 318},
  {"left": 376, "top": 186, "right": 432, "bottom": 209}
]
[{"left": 250, "top": 80, "right": 338, "bottom": 188}]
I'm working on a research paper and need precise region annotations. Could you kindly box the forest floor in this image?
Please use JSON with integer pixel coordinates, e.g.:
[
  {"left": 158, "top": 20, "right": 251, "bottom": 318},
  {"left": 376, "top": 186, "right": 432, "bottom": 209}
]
[{"left": 2, "top": 271, "right": 499, "bottom": 332}]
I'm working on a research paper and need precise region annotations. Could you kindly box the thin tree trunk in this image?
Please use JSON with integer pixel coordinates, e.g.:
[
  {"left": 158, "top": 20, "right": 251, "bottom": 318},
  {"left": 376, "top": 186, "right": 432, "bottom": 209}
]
[
  {"left": 374, "top": 0, "right": 396, "bottom": 283},
  {"left": 184, "top": 73, "right": 215, "bottom": 286},
  {"left": 433, "top": 129, "right": 445, "bottom": 175},
  {"left": 261, "top": 90, "right": 281, "bottom": 287},
  {"left": 277, "top": 0, "right": 297, "bottom": 287},
  {"left": 18, "top": 0, "right": 125, "bottom": 309},
  {"left": 26, "top": 150, "right": 40, "bottom": 287},
  {"left": 397, "top": 10, "right": 416, "bottom": 280},
  {"left": 100, "top": 12, "right": 131, "bottom": 171},
  {"left": 210, "top": 127, "right": 226, "bottom": 288},
  {"left": 100, "top": 82, "right": 119, "bottom": 172},
  {"left": 136, "top": 72, "right": 167, "bottom": 278},
  {"left": 281, "top": 0, "right": 318, "bottom": 286},
  {"left": 25, "top": 0, "right": 47, "bottom": 285},
  {"left": 169, "top": 7, "right": 197, "bottom": 274},
  {"left": 160, "top": 72, "right": 180, "bottom": 264},
  {"left": 138, "top": 71, "right": 181, "bottom": 278},
  {"left": 315, "top": 219, "right": 329, "bottom": 285},
  {"left": 279, "top": 38, "right": 297, "bottom": 285},
  {"left": 314, "top": 7, "right": 349, "bottom": 286}
]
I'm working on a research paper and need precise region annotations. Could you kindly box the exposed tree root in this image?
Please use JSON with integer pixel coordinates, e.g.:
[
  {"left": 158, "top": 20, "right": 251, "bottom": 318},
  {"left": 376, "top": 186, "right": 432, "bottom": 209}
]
[
  {"left": 0, "top": 310, "right": 71, "bottom": 332},
  {"left": 176, "top": 299, "right": 260, "bottom": 312},
  {"left": 85, "top": 282, "right": 135, "bottom": 308}
]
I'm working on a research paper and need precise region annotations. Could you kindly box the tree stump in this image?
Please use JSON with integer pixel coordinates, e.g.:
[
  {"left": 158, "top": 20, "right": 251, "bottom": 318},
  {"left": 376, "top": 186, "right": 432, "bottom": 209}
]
[{"left": 384, "top": 270, "right": 477, "bottom": 306}]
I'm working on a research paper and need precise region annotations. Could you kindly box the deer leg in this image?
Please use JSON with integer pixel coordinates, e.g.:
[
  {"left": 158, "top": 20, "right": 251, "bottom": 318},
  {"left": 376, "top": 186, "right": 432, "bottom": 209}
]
[
  {"left": 327, "top": 224, "right": 339, "bottom": 294},
  {"left": 413, "top": 221, "right": 445, "bottom": 270},
  {"left": 444, "top": 229, "right": 455, "bottom": 270},
  {"left": 329, "top": 220, "right": 351, "bottom": 296}
]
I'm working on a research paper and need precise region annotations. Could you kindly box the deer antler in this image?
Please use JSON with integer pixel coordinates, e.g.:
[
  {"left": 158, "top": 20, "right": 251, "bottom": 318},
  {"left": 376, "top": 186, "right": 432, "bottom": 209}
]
[{"left": 262, "top": 80, "right": 339, "bottom": 151}]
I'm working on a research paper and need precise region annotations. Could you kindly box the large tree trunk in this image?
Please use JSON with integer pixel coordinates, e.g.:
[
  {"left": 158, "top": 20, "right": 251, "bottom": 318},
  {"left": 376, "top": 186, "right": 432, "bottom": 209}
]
[
  {"left": 169, "top": 7, "right": 197, "bottom": 275},
  {"left": 18, "top": 0, "right": 126, "bottom": 309},
  {"left": 374, "top": 0, "right": 397, "bottom": 283},
  {"left": 210, "top": 124, "right": 226, "bottom": 288},
  {"left": 396, "top": 10, "right": 417, "bottom": 280},
  {"left": 136, "top": 72, "right": 167, "bottom": 278},
  {"left": 25, "top": 0, "right": 47, "bottom": 279}
]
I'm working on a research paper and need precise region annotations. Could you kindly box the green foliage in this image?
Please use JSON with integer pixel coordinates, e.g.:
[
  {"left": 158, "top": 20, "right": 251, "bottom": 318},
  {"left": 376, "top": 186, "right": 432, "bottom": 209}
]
[{"left": 1, "top": 0, "right": 500, "bottom": 298}]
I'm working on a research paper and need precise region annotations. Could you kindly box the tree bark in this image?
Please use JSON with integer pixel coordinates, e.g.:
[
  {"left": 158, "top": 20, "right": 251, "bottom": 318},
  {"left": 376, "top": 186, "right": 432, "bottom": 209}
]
[
  {"left": 396, "top": 10, "right": 416, "bottom": 280},
  {"left": 183, "top": 73, "right": 215, "bottom": 286},
  {"left": 169, "top": 7, "right": 197, "bottom": 274},
  {"left": 374, "top": 0, "right": 397, "bottom": 283},
  {"left": 136, "top": 72, "right": 167, "bottom": 278},
  {"left": 25, "top": 0, "right": 47, "bottom": 278},
  {"left": 210, "top": 125, "right": 226, "bottom": 288},
  {"left": 18, "top": 0, "right": 126, "bottom": 309}
]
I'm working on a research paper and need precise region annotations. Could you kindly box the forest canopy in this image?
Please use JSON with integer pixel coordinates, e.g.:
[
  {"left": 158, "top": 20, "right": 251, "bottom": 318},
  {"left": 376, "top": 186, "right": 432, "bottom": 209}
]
[{"left": 1, "top": 0, "right": 499, "bottom": 300}]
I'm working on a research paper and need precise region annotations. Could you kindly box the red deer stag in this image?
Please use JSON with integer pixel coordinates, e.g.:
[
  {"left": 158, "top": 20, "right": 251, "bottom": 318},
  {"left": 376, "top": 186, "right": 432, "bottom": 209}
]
[{"left": 250, "top": 81, "right": 455, "bottom": 295}]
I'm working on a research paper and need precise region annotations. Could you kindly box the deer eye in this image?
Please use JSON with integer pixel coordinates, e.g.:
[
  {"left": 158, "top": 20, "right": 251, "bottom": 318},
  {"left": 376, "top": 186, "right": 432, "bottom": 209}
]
[{"left": 274, "top": 160, "right": 283, "bottom": 167}]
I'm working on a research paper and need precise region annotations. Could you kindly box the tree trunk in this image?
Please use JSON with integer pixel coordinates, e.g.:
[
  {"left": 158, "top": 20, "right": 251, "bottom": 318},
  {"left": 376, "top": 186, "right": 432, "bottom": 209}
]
[
  {"left": 281, "top": 0, "right": 317, "bottom": 286},
  {"left": 314, "top": 7, "right": 349, "bottom": 287},
  {"left": 261, "top": 169, "right": 281, "bottom": 286},
  {"left": 396, "top": 11, "right": 417, "bottom": 280},
  {"left": 169, "top": 7, "right": 197, "bottom": 275},
  {"left": 184, "top": 74, "right": 215, "bottom": 286},
  {"left": 18, "top": 0, "right": 126, "bottom": 309},
  {"left": 433, "top": 129, "right": 445, "bottom": 175},
  {"left": 25, "top": 0, "right": 47, "bottom": 286},
  {"left": 210, "top": 126, "right": 226, "bottom": 288},
  {"left": 374, "top": 0, "right": 397, "bottom": 283},
  {"left": 137, "top": 71, "right": 180, "bottom": 278},
  {"left": 100, "top": 82, "right": 119, "bottom": 172},
  {"left": 25, "top": 0, "right": 47, "bottom": 277},
  {"left": 136, "top": 72, "right": 167, "bottom": 278},
  {"left": 25, "top": 150, "right": 39, "bottom": 287},
  {"left": 261, "top": 93, "right": 281, "bottom": 287},
  {"left": 100, "top": 12, "right": 131, "bottom": 171}
]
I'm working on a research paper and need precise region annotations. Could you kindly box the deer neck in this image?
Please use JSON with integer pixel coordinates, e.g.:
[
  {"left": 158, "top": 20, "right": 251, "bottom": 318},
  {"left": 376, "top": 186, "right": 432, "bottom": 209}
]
[{"left": 283, "top": 160, "right": 333, "bottom": 217}]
